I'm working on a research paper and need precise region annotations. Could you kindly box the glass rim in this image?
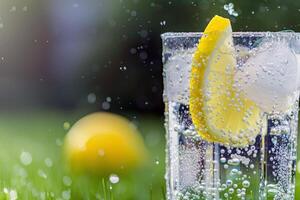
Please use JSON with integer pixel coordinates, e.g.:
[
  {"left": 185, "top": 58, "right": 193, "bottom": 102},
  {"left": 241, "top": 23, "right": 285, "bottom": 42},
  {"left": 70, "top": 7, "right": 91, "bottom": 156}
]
[{"left": 161, "top": 31, "right": 300, "bottom": 39}]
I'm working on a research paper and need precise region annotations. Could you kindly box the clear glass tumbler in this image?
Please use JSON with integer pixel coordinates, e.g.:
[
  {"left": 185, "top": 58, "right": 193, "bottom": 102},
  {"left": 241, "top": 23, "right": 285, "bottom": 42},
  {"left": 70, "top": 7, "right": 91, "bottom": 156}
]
[{"left": 162, "top": 32, "right": 300, "bottom": 200}]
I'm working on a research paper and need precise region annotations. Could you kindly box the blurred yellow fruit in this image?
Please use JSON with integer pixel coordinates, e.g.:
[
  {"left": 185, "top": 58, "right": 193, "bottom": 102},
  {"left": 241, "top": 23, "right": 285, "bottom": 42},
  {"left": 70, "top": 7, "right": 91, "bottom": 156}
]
[{"left": 64, "top": 112, "right": 148, "bottom": 174}]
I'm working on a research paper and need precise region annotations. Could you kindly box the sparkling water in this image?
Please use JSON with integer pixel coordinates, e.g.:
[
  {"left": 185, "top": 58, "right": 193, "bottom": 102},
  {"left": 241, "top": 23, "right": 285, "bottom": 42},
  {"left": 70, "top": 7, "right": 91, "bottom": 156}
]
[{"left": 162, "top": 32, "right": 300, "bottom": 200}]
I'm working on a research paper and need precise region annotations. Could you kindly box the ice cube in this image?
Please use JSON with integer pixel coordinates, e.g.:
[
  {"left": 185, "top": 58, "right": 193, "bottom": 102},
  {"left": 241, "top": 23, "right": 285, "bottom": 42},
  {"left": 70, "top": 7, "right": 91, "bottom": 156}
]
[{"left": 235, "top": 41, "right": 299, "bottom": 113}]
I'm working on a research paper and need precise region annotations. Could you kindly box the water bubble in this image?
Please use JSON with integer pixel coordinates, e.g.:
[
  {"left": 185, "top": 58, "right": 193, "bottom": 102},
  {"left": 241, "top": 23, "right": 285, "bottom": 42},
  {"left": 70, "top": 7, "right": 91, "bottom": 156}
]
[
  {"left": 249, "top": 164, "right": 255, "bottom": 169},
  {"left": 221, "top": 184, "right": 227, "bottom": 190},
  {"left": 98, "top": 149, "right": 105, "bottom": 156},
  {"left": 102, "top": 101, "right": 110, "bottom": 110},
  {"left": 130, "top": 10, "right": 137, "bottom": 17},
  {"left": 10, "top": 6, "right": 16, "bottom": 12},
  {"left": 232, "top": 11, "right": 238, "bottom": 17},
  {"left": 220, "top": 157, "right": 226, "bottom": 163},
  {"left": 23, "top": 6, "right": 28, "bottom": 12},
  {"left": 87, "top": 93, "right": 96, "bottom": 104},
  {"left": 62, "top": 190, "right": 71, "bottom": 200},
  {"left": 9, "top": 190, "right": 17, "bottom": 200},
  {"left": 139, "top": 30, "right": 148, "bottom": 38},
  {"left": 119, "top": 66, "right": 127, "bottom": 71},
  {"left": 224, "top": 164, "right": 229, "bottom": 169},
  {"left": 160, "top": 20, "right": 166, "bottom": 26},
  {"left": 228, "top": 188, "right": 234, "bottom": 194},
  {"left": 139, "top": 51, "right": 148, "bottom": 60},
  {"left": 231, "top": 168, "right": 239, "bottom": 174},
  {"left": 109, "top": 174, "right": 119, "bottom": 184},
  {"left": 63, "top": 176, "right": 72, "bottom": 186},
  {"left": 63, "top": 122, "right": 70, "bottom": 130},
  {"left": 242, "top": 180, "right": 250, "bottom": 188},
  {"left": 3, "top": 188, "right": 8, "bottom": 194},
  {"left": 228, "top": 158, "right": 240, "bottom": 166},
  {"left": 226, "top": 179, "right": 233, "bottom": 186},
  {"left": 15, "top": 166, "right": 27, "bottom": 178},
  {"left": 20, "top": 151, "right": 32, "bottom": 166},
  {"left": 223, "top": 4, "right": 229, "bottom": 11},
  {"left": 223, "top": 3, "right": 238, "bottom": 17},
  {"left": 44, "top": 158, "right": 53, "bottom": 168},
  {"left": 130, "top": 48, "right": 137, "bottom": 54},
  {"left": 56, "top": 138, "right": 63, "bottom": 146},
  {"left": 38, "top": 169, "right": 47, "bottom": 179}
]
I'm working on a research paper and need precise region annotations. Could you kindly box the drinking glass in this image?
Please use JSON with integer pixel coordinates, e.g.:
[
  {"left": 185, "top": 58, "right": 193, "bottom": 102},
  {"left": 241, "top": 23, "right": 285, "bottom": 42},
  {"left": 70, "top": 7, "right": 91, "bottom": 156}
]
[{"left": 162, "top": 32, "right": 300, "bottom": 200}]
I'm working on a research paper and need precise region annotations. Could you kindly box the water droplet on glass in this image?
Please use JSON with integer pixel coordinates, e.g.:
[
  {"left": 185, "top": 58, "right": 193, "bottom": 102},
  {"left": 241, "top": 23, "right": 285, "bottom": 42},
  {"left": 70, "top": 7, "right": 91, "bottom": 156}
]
[
  {"left": 220, "top": 157, "right": 226, "bottom": 163},
  {"left": 242, "top": 180, "right": 250, "bottom": 188},
  {"left": 226, "top": 179, "right": 233, "bottom": 186},
  {"left": 228, "top": 158, "right": 240, "bottom": 166}
]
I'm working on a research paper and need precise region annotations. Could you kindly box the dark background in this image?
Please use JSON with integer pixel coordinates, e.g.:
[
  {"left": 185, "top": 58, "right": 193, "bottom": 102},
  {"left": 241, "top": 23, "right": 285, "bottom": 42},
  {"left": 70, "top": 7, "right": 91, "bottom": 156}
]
[{"left": 0, "top": 0, "right": 299, "bottom": 113}]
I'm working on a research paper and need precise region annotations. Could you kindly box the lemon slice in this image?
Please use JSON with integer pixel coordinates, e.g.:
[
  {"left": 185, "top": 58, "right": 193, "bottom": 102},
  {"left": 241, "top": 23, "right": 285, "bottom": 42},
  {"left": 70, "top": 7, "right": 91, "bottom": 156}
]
[{"left": 190, "top": 15, "right": 265, "bottom": 147}]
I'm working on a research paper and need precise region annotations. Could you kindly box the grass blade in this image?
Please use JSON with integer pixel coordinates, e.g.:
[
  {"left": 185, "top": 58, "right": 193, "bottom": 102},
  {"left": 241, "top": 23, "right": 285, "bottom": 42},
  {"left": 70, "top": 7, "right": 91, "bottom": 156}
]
[
  {"left": 102, "top": 178, "right": 107, "bottom": 200},
  {"left": 161, "top": 185, "right": 166, "bottom": 200}
]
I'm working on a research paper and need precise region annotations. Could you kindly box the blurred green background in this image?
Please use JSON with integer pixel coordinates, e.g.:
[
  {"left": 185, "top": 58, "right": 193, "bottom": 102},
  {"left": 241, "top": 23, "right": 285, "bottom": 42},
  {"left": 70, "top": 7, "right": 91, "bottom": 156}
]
[{"left": 0, "top": 0, "right": 300, "bottom": 199}]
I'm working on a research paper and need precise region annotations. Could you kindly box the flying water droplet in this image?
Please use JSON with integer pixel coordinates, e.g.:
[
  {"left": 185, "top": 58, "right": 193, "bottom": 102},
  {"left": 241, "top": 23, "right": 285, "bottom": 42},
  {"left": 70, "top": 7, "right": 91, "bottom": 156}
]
[
  {"left": 20, "top": 151, "right": 32, "bottom": 166},
  {"left": 109, "top": 174, "right": 120, "bottom": 184}
]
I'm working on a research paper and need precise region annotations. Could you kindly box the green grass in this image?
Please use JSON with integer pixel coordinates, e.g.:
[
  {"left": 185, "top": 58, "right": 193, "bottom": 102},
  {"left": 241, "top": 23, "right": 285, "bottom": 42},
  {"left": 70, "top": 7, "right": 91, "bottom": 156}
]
[
  {"left": 0, "top": 111, "right": 299, "bottom": 199},
  {"left": 0, "top": 111, "right": 165, "bottom": 200}
]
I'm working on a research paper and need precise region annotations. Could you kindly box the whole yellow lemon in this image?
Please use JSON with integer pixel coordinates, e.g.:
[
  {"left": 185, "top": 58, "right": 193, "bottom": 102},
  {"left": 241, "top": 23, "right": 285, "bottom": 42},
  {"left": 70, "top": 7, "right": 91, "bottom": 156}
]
[{"left": 64, "top": 112, "right": 148, "bottom": 174}]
